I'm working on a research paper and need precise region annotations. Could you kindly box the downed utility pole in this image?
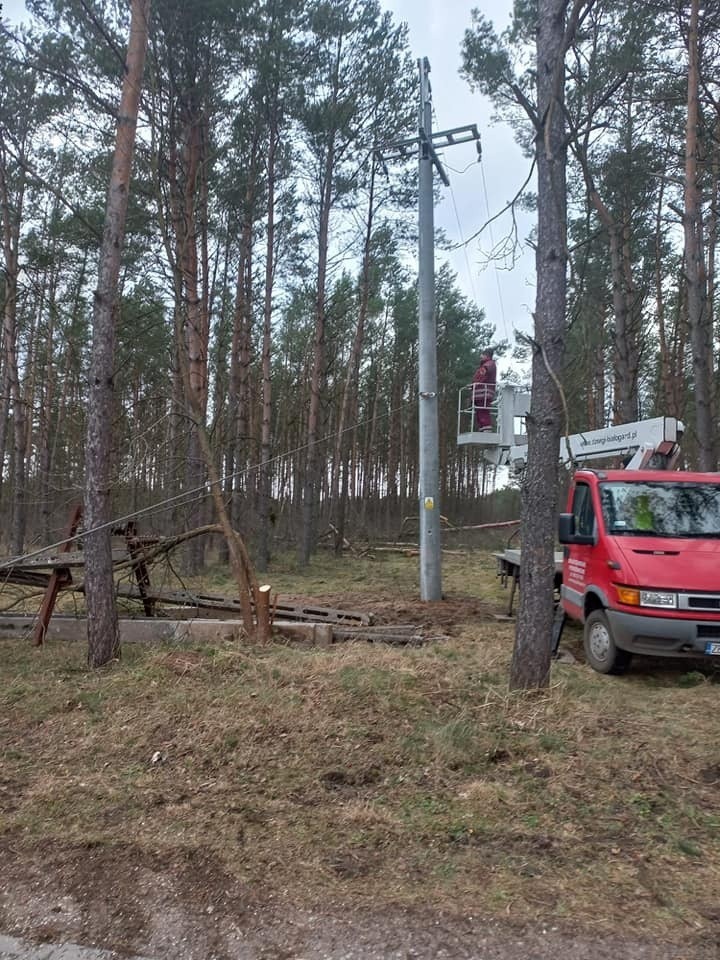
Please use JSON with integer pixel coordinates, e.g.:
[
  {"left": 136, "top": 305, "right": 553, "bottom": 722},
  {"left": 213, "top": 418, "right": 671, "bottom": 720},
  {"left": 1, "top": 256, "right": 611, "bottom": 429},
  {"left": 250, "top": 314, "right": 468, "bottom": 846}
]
[{"left": 377, "top": 57, "right": 480, "bottom": 602}]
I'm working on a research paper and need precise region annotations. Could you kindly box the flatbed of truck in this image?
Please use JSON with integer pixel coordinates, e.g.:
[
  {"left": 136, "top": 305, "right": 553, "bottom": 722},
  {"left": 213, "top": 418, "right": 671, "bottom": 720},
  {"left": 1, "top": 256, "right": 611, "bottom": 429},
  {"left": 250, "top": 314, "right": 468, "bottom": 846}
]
[{"left": 493, "top": 549, "right": 564, "bottom": 616}]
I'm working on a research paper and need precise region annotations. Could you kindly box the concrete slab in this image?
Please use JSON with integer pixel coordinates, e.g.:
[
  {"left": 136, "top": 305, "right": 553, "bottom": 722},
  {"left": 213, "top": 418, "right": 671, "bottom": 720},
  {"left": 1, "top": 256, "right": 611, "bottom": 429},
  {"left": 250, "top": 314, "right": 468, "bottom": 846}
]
[{"left": 0, "top": 616, "right": 331, "bottom": 646}]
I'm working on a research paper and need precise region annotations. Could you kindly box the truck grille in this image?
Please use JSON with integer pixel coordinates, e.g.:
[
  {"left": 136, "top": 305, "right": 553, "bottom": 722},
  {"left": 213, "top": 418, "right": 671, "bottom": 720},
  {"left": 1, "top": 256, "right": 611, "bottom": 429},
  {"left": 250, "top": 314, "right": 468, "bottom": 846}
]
[{"left": 679, "top": 593, "right": 720, "bottom": 612}]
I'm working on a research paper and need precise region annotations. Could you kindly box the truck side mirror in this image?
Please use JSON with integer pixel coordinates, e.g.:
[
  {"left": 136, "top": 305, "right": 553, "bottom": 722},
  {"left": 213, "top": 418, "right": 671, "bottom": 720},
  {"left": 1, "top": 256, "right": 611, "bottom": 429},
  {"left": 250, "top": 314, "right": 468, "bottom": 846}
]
[
  {"left": 558, "top": 513, "right": 576, "bottom": 543},
  {"left": 558, "top": 512, "right": 595, "bottom": 545}
]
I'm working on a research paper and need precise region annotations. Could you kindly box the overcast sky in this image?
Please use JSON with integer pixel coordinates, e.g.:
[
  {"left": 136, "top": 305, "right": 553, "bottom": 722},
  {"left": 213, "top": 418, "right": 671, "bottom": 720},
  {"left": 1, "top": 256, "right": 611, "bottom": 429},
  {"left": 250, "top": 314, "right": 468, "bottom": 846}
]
[
  {"left": 382, "top": 0, "right": 536, "bottom": 355},
  {"left": 3, "top": 0, "right": 537, "bottom": 357}
]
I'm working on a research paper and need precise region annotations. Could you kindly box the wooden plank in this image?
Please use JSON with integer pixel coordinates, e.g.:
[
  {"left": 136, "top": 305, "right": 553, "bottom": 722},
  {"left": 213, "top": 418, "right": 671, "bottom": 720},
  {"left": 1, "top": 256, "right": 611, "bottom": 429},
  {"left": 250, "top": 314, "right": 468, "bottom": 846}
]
[
  {"left": 333, "top": 629, "right": 427, "bottom": 645},
  {"left": 113, "top": 584, "right": 372, "bottom": 625},
  {"left": 0, "top": 571, "right": 52, "bottom": 589},
  {"left": 4, "top": 548, "right": 128, "bottom": 570}
]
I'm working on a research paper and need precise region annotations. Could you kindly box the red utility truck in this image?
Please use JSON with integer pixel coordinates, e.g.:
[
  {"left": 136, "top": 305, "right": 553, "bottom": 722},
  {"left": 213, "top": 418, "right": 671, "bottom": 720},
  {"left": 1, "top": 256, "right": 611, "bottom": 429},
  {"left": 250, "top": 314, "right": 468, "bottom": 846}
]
[
  {"left": 457, "top": 385, "right": 720, "bottom": 674},
  {"left": 559, "top": 467, "right": 720, "bottom": 674}
]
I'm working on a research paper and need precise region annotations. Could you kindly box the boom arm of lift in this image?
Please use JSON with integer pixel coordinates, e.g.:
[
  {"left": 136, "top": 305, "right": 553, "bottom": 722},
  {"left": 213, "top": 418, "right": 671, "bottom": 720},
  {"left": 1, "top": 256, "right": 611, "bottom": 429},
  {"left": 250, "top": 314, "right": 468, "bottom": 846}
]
[
  {"left": 507, "top": 416, "right": 683, "bottom": 473},
  {"left": 457, "top": 383, "right": 683, "bottom": 472}
]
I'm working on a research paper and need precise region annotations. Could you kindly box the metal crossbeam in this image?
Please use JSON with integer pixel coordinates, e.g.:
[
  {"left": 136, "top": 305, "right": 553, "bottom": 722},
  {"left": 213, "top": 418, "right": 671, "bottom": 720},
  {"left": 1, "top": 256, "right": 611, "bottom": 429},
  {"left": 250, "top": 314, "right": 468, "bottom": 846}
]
[{"left": 376, "top": 124, "right": 481, "bottom": 182}]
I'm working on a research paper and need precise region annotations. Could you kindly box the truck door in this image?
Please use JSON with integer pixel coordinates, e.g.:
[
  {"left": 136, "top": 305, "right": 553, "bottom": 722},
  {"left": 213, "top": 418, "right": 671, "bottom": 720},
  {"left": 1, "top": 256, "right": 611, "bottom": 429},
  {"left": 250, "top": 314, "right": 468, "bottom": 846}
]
[{"left": 562, "top": 481, "right": 597, "bottom": 621}]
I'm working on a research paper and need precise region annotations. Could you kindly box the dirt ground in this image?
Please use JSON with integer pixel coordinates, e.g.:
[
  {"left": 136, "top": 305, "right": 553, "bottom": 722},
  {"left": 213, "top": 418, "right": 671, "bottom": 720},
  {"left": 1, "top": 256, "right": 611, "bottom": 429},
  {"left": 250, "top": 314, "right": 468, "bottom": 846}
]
[
  {"left": 2, "top": 833, "right": 716, "bottom": 960},
  {"left": 283, "top": 591, "right": 501, "bottom": 634},
  {"left": 2, "top": 577, "right": 720, "bottom": 960}
]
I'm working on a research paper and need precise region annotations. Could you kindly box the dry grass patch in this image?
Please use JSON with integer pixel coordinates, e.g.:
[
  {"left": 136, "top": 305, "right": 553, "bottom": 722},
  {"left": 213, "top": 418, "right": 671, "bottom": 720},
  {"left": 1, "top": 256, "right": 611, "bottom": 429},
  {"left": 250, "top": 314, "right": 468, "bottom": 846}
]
[{"left": 1, "top": 549, "right": 719, "bottom": 951}]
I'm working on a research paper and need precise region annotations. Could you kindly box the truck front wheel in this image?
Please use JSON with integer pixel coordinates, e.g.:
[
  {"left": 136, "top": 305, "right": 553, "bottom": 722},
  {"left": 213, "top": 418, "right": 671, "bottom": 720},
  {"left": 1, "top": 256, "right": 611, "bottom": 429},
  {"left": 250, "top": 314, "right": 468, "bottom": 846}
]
[{"left": 583, "top": 609, "right": 632, "bottom": 675}]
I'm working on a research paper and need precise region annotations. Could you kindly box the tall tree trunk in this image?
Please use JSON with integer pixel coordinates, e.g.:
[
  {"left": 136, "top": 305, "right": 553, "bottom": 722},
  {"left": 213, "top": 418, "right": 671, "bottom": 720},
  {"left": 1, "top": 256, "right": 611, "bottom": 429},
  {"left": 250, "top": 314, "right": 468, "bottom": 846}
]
[
  {"left": 232, "top": 211, "right": 254, "bottom": 535},
  {"left": 385, "top": 345, "right": 403, "bottom": 531},
  {"left": 510, "top": 0, "right": 572, "bottom": 690},
  {"left": 655, "top": 136, "right": 685, "bottom": 419},
  {"left": 333, "top": 163, "right": 377, "bottom": 553},
  {"left": 257, "top": 124, "right": 278, "bottom": 573},
  {"left": 39, "top": 268, "right": 59, "bottom": 543},
  {"left": 0, "top": 127, "right": 27, "bottom": 554},
  {"left": 181, "top": 113, "right": 211, "bottom": 569},
  {"left": 300, "top": 28, "right": 345, "bottom": 566},
  {"left": 300, "top": 142, "right": 335, "bottom": 564},
  {"left": 579, "top": 182, "right": 638, "bottom": 422},
  {"left": 0, "top": 348, "right": 10, "bottom": 518},
  {"left": 172, "top": 272, "right": 268, "bottom": 644},
  {"left": 228, "top": 210, "right": 252, "bottom": 533},
  {"left": 684, "top": 0, "right": 715, "bottom": 469},
  {"left": 706, "top": 125, "right": 718, "bottom": 335},
  {"left": 84, "top": 0, "right": 150, "bottom": 668}
]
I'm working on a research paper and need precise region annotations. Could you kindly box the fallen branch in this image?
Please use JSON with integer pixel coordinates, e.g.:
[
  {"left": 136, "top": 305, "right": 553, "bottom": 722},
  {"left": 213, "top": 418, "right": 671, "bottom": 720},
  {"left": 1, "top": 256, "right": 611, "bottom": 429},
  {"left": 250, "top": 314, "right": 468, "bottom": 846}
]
[
  {"left": 109, "top": 524, "right": 226, "bottom": 573},
  {"left": 317, "top": 523, "right": 358, "bottom": 554},
  {"left": 444, "top": 520, "right": 521, "bottom": 532},
  {"left": 360, "top": 546, "right": 466, "bottom": 557}
]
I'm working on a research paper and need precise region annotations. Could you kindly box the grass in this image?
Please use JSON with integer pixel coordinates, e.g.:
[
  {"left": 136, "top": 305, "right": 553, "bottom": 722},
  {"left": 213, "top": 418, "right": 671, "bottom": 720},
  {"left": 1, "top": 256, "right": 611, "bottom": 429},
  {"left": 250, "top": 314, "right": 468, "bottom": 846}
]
[{"left": 1, "top": 547, "right": 720, "bottom": 947}]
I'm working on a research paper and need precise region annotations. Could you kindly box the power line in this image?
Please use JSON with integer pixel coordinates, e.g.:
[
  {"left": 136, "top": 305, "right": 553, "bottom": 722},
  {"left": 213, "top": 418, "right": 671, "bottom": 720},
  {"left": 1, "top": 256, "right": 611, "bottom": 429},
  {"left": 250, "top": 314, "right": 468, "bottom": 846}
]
[
  {"left": 429, "top": 103, "right": 506, "bottom": 336},
  {"left": 480, "top": 158, "right": 509, "bottom": 340},
  {"left": 0, "top": 397, "right": 419, "bottom": 572},
  {"left": 448, "top": 175, "right": 479, "bottom": 306},
  {"left": 443, "top": 159, "right": 481, "bottom": 176}
]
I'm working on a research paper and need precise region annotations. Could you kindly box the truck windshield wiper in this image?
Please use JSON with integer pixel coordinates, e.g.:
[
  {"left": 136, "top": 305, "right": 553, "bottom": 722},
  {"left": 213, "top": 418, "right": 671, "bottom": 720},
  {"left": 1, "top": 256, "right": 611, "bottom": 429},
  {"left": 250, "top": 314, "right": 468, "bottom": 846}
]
[
  {"left": 676, "top": 531, "right": 720, "bottom": 538},
  {"left": 613, "top": 528, "right": 662, "bottom": 536}
]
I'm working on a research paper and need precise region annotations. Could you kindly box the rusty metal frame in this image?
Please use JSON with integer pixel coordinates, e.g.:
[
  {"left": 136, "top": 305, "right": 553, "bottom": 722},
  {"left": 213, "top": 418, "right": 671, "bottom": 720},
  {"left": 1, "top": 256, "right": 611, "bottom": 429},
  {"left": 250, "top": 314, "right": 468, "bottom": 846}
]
[{"left": 32, "top": 504, "right": 83, "bottom": 646}]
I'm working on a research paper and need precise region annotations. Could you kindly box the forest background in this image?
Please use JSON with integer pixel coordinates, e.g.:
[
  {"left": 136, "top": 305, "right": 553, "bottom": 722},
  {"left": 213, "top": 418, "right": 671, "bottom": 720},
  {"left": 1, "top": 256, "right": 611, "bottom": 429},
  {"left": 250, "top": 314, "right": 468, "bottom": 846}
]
[{"left": 0, "top": 0, "right": 716, "bottom": 573}]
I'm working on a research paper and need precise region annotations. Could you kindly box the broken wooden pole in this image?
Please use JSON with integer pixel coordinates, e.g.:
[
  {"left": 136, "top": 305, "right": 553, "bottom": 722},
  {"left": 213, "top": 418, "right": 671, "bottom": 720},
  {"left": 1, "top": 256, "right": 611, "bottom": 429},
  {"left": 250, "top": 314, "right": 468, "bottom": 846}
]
[{"left": 124, "top": 521, "right": 155, "bottom": 617}]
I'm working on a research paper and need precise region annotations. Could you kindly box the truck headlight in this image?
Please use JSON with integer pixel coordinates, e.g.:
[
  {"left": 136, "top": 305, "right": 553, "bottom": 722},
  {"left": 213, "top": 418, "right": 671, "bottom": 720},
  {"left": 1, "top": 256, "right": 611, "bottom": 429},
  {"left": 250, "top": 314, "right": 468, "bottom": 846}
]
[
  {"left": 640, "top": 590, "right": 677, "bottom": 609},
  {"left": 615, "top": 586, "right": 677, "bottom": 608}
]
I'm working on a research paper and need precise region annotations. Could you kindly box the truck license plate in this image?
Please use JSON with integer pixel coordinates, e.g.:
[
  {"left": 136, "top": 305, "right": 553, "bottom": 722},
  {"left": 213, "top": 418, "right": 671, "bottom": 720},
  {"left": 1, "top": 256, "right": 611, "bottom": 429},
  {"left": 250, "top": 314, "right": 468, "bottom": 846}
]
[{"left": 705, "top": 642, "right": 720, "bottom": 656}]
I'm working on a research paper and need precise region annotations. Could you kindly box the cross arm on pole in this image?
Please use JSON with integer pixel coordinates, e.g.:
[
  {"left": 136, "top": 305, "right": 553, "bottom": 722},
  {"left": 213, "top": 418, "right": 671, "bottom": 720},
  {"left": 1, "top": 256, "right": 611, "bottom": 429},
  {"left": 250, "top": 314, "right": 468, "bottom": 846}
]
[
  {"left": 430, "top": 124, "right": 481, "bottom": 148},
  {"left": 375, "top": 136, "right": 418, "bottom": 162},
  {"left": 376, "top": 123, "right": 481, "bottom": 187}
]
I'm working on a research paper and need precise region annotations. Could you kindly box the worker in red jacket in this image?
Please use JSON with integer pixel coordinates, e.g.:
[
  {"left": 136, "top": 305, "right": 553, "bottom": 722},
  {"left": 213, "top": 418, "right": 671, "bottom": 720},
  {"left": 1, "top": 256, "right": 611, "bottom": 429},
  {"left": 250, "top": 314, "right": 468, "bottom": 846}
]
[{"left": 472, "top": 348, "right": 497, "bottom": 430}]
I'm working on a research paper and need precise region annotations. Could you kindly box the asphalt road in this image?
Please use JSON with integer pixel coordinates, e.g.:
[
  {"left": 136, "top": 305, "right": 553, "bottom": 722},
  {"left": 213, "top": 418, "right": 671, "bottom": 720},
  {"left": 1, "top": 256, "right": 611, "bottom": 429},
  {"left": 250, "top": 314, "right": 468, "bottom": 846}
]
[
  {"left": 1, "top": 927, "right": 709, "bottom": 960},
  {"left": 0, "top": 935, "right": 152, "bottom": 960}
]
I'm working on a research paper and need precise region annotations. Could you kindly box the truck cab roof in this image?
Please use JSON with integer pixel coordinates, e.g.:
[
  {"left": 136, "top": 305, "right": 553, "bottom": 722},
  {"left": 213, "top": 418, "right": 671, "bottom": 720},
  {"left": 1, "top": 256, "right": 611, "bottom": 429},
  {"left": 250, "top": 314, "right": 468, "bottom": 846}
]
[{"left": 573, "top": 469, "right": 720, "bottom": 484}]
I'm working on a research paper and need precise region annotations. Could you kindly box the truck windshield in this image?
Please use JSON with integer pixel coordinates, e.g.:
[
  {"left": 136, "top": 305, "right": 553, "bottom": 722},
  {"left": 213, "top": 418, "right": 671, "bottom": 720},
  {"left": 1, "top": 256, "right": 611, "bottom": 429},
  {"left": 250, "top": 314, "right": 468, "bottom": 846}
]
[{"left": 600, "top": 481, "right": 720, "bottom": 537}]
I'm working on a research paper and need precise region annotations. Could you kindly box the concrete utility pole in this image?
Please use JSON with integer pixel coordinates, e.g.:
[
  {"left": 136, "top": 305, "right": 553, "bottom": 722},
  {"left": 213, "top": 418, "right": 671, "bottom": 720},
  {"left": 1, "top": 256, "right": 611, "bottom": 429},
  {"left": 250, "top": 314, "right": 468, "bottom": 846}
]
[{"left": 378, "top": 57, "right": 480, "bottom": 601}]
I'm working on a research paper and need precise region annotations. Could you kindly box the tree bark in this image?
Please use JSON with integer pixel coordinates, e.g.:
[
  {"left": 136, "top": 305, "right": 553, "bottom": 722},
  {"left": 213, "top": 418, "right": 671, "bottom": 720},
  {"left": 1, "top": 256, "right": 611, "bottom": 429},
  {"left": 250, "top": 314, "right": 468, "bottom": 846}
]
[
  {"left": 333, "top": 161, "right": 377, "bottom": 553},
  {"left": 300, "top": 143, "right": 334, "bottom": 565},
  {"left": 299, "top": 29, "right": 345, "bottom": 566},
  {"left": 172, "top": 267, "right": 268, "bottom": 642},
  {"left": 655, "top": 135, "right": 684, "bottom": 420},
  {"left": 683, "top": 0, "right": 716, "bottom": 470},
  {"left": 257, "top": 120, "right": 278, "bottom": 573},
  {"left": 84, "top": 0, "right": 150, "bottom": 668},
  {"left": 577, "top": 163, "right": 639, "bottom": 423},
  {"left": 0, "top": 126, "right": 27, "bottom": 554},
  {"left": 510, "top": 0, "right": 570, "bottom": 690},
  {"left": 230, "top": 198, "right": 254, "bottom": 537}
]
